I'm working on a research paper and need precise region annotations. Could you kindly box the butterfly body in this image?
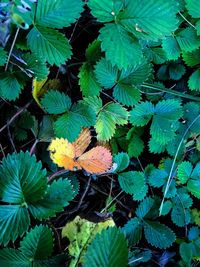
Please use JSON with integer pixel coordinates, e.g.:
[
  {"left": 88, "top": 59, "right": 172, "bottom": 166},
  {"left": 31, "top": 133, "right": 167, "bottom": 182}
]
[{"left": 49, "top": 128, "right": 112, "bottom": 174}]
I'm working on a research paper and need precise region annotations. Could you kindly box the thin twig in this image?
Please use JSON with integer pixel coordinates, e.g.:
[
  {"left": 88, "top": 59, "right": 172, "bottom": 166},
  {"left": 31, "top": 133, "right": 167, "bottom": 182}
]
[
  {"left": 5, "top": 27, "right": 20, "bottom": 71},
  {"left": 101, "top": 190, "right": 123, "bottom": 213},
  {"left": 68, "top": 176, "right": 92, "bottom": 215},
  {"left": 48, "top": 169, "right": 69, "bottom": 182},
  {"left": 7, "top": 124, "right": 16, "bottom": 152},
  {"left": 179, "top": 12, "right": 196, "bottom": 29},
  {"left": 0, "top": 101, "right": 31, "bottom": 134},
  {"left": 30, "top": 139, "right": 39, "bottom": 155}
]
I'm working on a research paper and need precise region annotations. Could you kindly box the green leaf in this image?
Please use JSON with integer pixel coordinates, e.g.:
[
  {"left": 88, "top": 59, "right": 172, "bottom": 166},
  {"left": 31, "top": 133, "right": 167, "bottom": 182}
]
[
  {"left": 128, "top": 135, "right": 144, "bottom": 158},
  {"left": 130, "top": 102, "right": 154, "bottom": 126},
  {"left": 62, "top": 216, "right": 115, "bottom": 267},
  {"left": 177, "top": 161, "right": 193, "bottom": 184},
  {"left": 54, "top": 102, "right": 96, "bottom": 142},
  {"left": 27, "top": 26, "right": 72, "bottom": 66},
  {"left": 148, "top": 169, "right": 167, "bottom": 188},
  {"left": 96, "top": 102, "right": 129, "bottom": 141},
  {"left": 0, "top": 225, "right": 59, "bottom": 267},
  {"left": 176, "top": 27, "right": 200, "bottom": 52},
  {"left": 119, "top": 0, "right": 179, "bottom": 40},
  {"left": 144, "top": 220, "right": 176, "bottom": 249},
  {"left": 187, "top": 179, "right": 200, "bottom": 199},
  {"left": 0, "top": 249, "right": 29, "bottom": 267},
  {"left": 185, "top": 0, "right": 200, "bottom": 18},
  {"left": 41, "top": 90, "right": 72, "bottom": 114},
  {"left": 0, "top": 72, "right": 22, "bottom": 101},
  {"left": 122, "top": 217, "right": 142, "bottom": 246},
  {"left": 136, "top": 197, "right": 155, "bottom": 219},
  {"left": 0, "top": 47, "right": 7, "bottom": 66},
  {"left": 188, "top": 68, "right": 200, "bottom": 91},
  {"left": 94, "top": 58, "right": 118, "bottom": 89},
  {"left": 99, "top": 23, "right": 142, "bottom": 69},
  {"left": 83, "top": 227, "right": 128, "bottom": 267},
  {"left": 171, "top": 206, "right": 191, "bottom": 227},
  {"left": 182, "top": 49, "right": 200, "bottom": 67},
  {"left": 118, "top": 171, "right": 146, "bottom": 199},
  {"left": 0, "top": 205, "right": 30, "bottom": 246},
  {"left": 114, "top": 152, "right": 130, "bottom": 173},
  {"left": 20, "top": 225, "right": 53, "bottom": 260},
  {"left": 162, "top": 36, "right": 181, "bottom": 60},
  {"left": 85, "top": 40, "right": 102, "bottom": 62},
  {"left": 88, "top": 0, "right": 123, "bottom": 22},
  {"left": 29, "top": 178, "right": 74, "bottom": 220},
  {"left": 169, "top": 64, "right": 186, "bottom": 80},
  {"left": 113, "top": 59, "right": 152, "bottom": 106},
  {"left": 0, "top": 151, "right": 47, "bottom": 204},
  {"left": 36, "top": 0, "right": 83, "bottom": 28},
  {"left": 180, "top": 242, "right": 192, "bottom": 263},
  {"left": 79, "top": 63, "right": 101, "bottom": 97},
  {"left": 22, "top": 53, "right": 49, "bottom": 81}
]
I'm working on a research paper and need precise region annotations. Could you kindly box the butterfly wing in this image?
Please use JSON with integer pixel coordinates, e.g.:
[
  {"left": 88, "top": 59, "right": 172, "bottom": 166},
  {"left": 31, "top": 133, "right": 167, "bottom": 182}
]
[
  {"left": 73, "top": 128, "right": 91, "bottom": 157},
  {"left": 77, "top": 146, "right": 112, "bottom": 174},
  {"left": 48, "top": 138, "right": 81, "bottom": 170}
]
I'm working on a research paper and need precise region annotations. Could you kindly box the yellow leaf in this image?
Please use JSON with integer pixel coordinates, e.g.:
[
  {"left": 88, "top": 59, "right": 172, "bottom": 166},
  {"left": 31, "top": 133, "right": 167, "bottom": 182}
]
[{"left": 62, "top": 216, "right": 115, "bottom": 267}]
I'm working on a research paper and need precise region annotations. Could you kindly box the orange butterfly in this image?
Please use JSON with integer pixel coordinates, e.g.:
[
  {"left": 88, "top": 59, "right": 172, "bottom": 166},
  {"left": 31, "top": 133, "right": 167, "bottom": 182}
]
[{"left": 48, "top": 128, "right": 112, "bottom": 174}]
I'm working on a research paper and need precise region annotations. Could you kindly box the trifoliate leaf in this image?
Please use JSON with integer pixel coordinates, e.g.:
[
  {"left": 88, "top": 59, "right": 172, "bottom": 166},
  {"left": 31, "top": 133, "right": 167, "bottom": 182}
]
[
  {"left": 79, "top": 63, "right": 101, "bottom": 97},
  {"left": 41, "top": 90, "right": 72, "bottom": 114},
  {"left": 99, "top": 23, "right": 143, "bottom": 69},
  {"left": 188, "top": 69, "right": 200, "bottom": 91},
  {"left": 122, "top": 217, "right": 142, "bottom": 246},
  {"left": 114, "top": 152, "right": 130, "bottom": 173},
  {"left": 119, "top": 0, "right": 179, "bottom": 40},
  {"left": 27, "top": 26, "right": 72, "bottom": 66},
  {"left": 62, "top": 216, "right": 115, "bottom": 267},
  {"left": 36, "top": 0, "right": 83, "bottom": 28},
  {"left": 162, "top": 36, "right": 181, "bottom": 60},
  {"left": 83, "top": 227, "right": 128, "bottom": 267},
  {"left": 143, "top": 220, "right": 176, "bottom": 249},
  {"left": 177, "top": 161, "right": 193, "bottom": 184},
  {"left": 96, "top": 102, "right": 129, "bottom": 141}
]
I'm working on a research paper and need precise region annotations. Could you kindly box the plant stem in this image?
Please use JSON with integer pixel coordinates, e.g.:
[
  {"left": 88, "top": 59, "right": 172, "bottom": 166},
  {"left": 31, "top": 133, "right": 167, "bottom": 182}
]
[
  {"left": 5, "top": 27, "right": 20, "bottom": 71},
  {"left": 159, "top": 113, "right": 200, "bottom": 216},
  {"left": 0, "top": 101, "right": 31, "bottom": 134},
  {"left": 142, "top": 83, "right": 200, "bottom": 102}
]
